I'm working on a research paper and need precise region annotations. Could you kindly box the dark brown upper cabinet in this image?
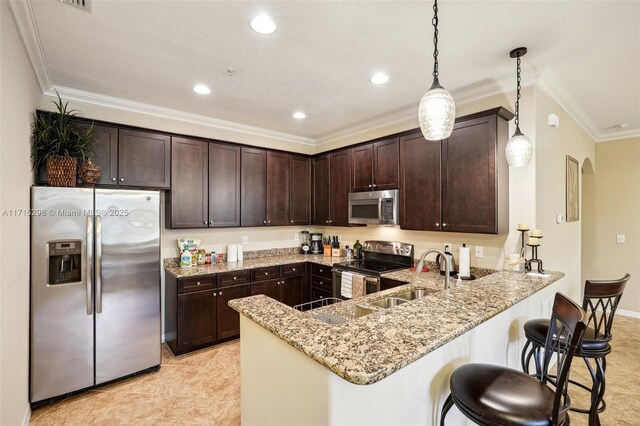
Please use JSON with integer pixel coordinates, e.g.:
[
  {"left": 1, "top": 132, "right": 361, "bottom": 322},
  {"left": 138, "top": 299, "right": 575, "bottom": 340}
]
[
  {"left": 209, "top": 143, "right": 241, "bottom": 227},
  {"left": 86, "top": 124, "right": 118, "bottom": 186},
  {"left": 266, "top": 151, "right": 291, "bottom": 226},
  {"left": 241, "top": 147, "right": 267, "bottom": 227},
  {"left": 289, "top": 155, "right": 311, "bottom": 225},
  {"left": 118, "top": 129, "right": 171, "bottom": 189},
  {"left": 400, "top": 131, "right": 442, "bottom": 232},
  {"left": 400, "top": 107, "right": 512, "bottom": 234},
  {"left": 351, "top": 137, "right": 399, "bottom": 192},
  {"left": 312, "top": 154, "right": 331, "bottom": 225},
  {"left": 167, "top": 137, "right": 209, "bottom": 229},
  {"left": 329, "top": 149, "right": 351, "bottom": 226}
]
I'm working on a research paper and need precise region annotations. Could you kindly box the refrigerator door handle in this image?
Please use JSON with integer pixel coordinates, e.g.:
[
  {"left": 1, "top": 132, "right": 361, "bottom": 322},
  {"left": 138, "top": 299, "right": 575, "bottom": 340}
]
[
  {"left": 86, "top": 215, "right": 93, "bottom": 315},
  {"left": 96, "top": 215, "right": 103, "bottom": 314}
]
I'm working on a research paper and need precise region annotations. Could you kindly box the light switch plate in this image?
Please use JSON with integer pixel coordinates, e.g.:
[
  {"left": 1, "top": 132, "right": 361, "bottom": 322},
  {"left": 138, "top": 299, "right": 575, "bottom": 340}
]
[
  {"left": 294, "top": 233, "right": 299, "bottom": 241},
  {"left": 242, "top": 235, "right": 248, "bottom": 244},
  {"left": 616, "top": 234, "right": 625, "bottom": 244},
  {"left": 475, "top": 246, "right": 483, "bottom": 258}
]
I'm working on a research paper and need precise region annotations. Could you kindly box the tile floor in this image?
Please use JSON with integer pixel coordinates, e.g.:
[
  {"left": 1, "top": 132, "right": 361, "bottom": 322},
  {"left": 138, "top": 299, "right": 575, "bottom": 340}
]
[{"left": 30, "top": 317, "right": 639, "bottom": 425}]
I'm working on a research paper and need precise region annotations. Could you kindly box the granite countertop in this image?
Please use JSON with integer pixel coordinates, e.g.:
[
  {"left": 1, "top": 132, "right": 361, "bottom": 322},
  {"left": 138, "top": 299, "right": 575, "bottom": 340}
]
[
  {"left": 165, "top": 254, "right": 341, "bottom": 278},
  {"left": 229, "top": 269, "right": 564, "bottom": 385}
]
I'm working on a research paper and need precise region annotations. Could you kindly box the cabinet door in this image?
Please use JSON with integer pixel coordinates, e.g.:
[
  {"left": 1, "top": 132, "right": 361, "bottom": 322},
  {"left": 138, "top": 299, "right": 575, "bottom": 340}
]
[
  {"left": 290, "top": 155, "right": 310, "bottom": 225},
  {"left": 280, "top": 276, "right": 305, "bottom": 307},
  {"left": 312, "top": 154, "right": 331, "bottom": 225},
  {"left": 250, "top": 278, "right": 280, "bottom": 301},
  {"left": 373, "top": 137, "right": 400, "bottom": 190},
  {"left": 266, "top": 151, "right": 290, "bottom": 226},
  {"left": 217, "top": 283, "right": 250, "bottom": 340},
  {"left": 241, "top": 147, "right": 267, "bottom": 227},
  {"left": 118, "top": 129, "right": 171, "bottom": 188},
  {"left": 442, "top": 116, "right": 498, "bottom": 234},
  {"left": 209, "top": 143, "right": 241, "bottom": 227},
  {"left": 399, "top": 131, "right": 442, "bottom": 231},
  {"left": 168, "top": 137, "right": 208, "bottom": 228},
  {"left": 351, "top": 144, "right": 373, "bottom": 192},
  {"left": 177, "top": 290, "right": 216, "bottom": 351},
  {"left": 88, "top": 124, "right": 118, "bottom": 186},
  {"left": 329, "top": 149, "right": 351, "bottom": 226}
]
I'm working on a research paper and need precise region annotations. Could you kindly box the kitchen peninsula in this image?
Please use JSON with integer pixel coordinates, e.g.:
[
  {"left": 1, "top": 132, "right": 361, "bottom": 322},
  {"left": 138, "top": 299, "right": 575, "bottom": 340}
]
[{"left": 230, "top": 268, "right": 568, "bottom": 425}]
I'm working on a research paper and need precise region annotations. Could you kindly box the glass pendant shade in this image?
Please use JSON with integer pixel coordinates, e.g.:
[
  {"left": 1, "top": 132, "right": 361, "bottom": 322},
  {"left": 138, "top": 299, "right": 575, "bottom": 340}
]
[
  {"left": 505, "top": 129, "right": 532, "bottom": 167},
  {"left": 418, "top": 81, "right": 456, "bottom": 141}
]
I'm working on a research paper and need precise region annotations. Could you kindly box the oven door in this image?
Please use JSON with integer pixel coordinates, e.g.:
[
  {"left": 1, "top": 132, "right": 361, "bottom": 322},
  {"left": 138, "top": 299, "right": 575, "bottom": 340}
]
[{"left": 332, "top": 269, "right": 380, "bottom": 299}]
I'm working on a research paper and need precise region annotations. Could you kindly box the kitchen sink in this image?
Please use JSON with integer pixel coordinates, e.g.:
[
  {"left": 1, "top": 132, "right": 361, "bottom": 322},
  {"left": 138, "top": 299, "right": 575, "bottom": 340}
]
[
  {"left": 394, "top": 289, "right": 432, "bottom": 301},
  {"left": 368, "top": 297, "right": 407, "bottom": 309}
]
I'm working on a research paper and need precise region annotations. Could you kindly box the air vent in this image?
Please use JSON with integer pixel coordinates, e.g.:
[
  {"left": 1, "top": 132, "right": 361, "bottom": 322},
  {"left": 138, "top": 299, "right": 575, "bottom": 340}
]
[{"left": 60, "top": 0, "right": 91, "bottom": 12}]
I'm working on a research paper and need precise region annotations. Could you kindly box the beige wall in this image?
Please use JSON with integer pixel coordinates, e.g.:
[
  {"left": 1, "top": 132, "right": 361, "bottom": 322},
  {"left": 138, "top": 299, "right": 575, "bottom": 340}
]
[
  {"left": 582, "top": 137, "right": 640, "bottom": 314},
  {"left": 0, "top": 3, "right": 41, "bottom": 424},
  {"left": 535, "top": 87, "right": 595, "bottom": 303}
]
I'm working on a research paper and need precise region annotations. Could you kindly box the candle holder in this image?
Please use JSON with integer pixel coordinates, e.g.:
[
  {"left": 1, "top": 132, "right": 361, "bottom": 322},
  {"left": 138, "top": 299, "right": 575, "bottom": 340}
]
[
  {"left": 525, "top": 241, "right": 544, "bottom": 273},
  {"left": 517, "top": 228, "right": 529, "bottom": 258}
]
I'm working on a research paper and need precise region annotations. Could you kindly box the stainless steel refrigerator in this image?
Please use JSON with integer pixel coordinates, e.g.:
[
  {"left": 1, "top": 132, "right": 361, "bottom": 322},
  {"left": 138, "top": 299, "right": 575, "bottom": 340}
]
[{"left": 30, "top": 187, "right": 161, "bottom": 403}]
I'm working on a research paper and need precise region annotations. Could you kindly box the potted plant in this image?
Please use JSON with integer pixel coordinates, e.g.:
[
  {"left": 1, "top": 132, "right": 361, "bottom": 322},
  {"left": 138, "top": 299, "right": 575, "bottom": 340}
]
[{"left": 30, "top": 92, "right": 97, "bottom": 187}]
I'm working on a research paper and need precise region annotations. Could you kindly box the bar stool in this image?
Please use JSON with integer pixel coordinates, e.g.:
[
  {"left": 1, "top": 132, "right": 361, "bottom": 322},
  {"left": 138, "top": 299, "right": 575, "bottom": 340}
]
[
  {"left": 440, "top": 292, "right": 586, "bottom": 426},
  {"left": 521, "top": 274, "right": 630, "bottom": 426}
]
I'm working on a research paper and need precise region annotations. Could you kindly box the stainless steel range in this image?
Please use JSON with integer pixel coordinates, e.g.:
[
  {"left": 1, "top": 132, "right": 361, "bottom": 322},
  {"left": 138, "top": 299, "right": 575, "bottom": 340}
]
[{"left": 332, "top": 241, "right": 414, "bottom": 298}]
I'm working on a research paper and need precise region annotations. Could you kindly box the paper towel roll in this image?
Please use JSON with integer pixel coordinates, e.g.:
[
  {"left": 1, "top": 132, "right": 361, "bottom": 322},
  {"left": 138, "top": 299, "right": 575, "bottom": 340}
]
[
  {"left": 237, "top": 244, "right": 243, "bottom": 261},
  {"left": 227, "top": 244, "right": 238, "bottom": 262},
  {"left": 459, "top": 244, "right": 471, "bottom": 278}
]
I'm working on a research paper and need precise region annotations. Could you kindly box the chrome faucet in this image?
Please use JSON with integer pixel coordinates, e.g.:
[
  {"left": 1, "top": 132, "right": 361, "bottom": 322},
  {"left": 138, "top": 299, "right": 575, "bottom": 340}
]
[{"left": 415, "top": 249, "right": 451, "bottom": 290}]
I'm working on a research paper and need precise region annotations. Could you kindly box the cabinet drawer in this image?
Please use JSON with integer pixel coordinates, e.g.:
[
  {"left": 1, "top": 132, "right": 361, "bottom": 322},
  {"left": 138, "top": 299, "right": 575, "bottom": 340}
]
[
  {"left": 281, "top": 262, "right": 305, "bottom": 277},
  {"left": 251, "top": 266, "right": 280, "bottom": 282},
  {"left": 178, "top": 276, "right": 215, "bottom": 294},
  {"left": 217, "top": 270, "right": 250, "bottom": 288},
  {"left": 311, "top": 275, "right": 333, "bottom": 293},
  {"left": 311, "top": 286, "right": 332, "bottom": 301},
  {"left": 311, "top": 263, "right": 332, "bottom": 279}
]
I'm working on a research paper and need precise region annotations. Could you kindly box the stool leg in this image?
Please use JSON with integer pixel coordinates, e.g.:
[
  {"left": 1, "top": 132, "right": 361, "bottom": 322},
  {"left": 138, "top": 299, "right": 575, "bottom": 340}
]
[
  {"left": 583, "top": 358, "right": 604, "bottom": 426},
  {"left": 533, "top": 344, "right": 543, "bottom": 377},
  {"left": 521, "top": 339, "right": 531, "bottom": 373},
  {"left": 440, "top": 393, "right": 454, "bottom": 426}
]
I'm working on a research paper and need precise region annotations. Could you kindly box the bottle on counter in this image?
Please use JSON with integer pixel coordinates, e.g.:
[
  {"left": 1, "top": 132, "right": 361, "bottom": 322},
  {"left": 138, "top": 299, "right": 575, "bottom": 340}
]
[
  {"left": 197, "top": 249, "right": 206, "bottom": 265},
  {"left": 353, "top": 240, "right": 362, "bottom": 260},
  {"left": 180, "top": 245, "right": 192, "bottom": 269}
]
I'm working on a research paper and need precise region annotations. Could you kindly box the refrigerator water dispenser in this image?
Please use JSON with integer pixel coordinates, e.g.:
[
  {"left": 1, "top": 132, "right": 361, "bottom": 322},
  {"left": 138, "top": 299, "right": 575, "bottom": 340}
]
[{"left": 47, "top": 240, "right": 82, "bottom": 284}]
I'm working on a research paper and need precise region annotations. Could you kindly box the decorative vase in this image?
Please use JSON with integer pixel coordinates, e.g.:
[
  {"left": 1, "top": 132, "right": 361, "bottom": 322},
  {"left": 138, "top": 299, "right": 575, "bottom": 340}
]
[
  {"left": 46, "top": 156, "right": 77, "bottom": 187},
  {"left": 79, "top": 159, "right": 101, "bottom": 187}
]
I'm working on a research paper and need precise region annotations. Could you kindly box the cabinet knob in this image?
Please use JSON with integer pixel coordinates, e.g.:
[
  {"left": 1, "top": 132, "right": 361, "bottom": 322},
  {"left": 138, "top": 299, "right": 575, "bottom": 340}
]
[
  {"left": 319, "top": 295, "right": 324, "bottom": 299},
  {"left": 442, "top": 223, "right": 448, "bottom": 227},
  {"left": 319, "top": 269, "right": 323, "bottom": 273},
  {"left": 233, "top": 276, "right": 237, "bottom": 280},
  {"left": 203, "top": 221, "right": 207, "bottom": 225},
  {"left": 213, "top": 292, "right": 217, "bottom": 297},
  {"left": 120, "top": 178, "right": 124, "bottom": 182},
  {"left": 209, "top": 221, "right": 214, "bottom": 225},
  {"left": 268, "top": 220, "right": 271, "bottom": 224},
  {"left": 197, "top": 282, "right": 201, "bottom": 285},
  {"left": 264, "top": 272, "right": 268, "bottom": 275},
  {"left": 219, "top": 291, "right": 222, "bottom": 296},
  {"left": 325, "top": 220, "right": 329, "bottom": 224},
  {"left": 263, "top": 220, "right": 267, "bottom": 224},
  {"left": 368, "top": 184, "right": 372, "bottom": 188},
  {"left": 372, "top": 184, "right": 377, "bottom": 188},
  {"left": 111, "top": 177, "right": 116, "bottom": 182},
  {"left": 292, "top": 268, "right": 296, "bottom": 271},
  {"left": 435, "top": 223, "right": 440, "bottom": 227},
  {"left": 290, "top": 220, "right": 293, "bottom": 223}
]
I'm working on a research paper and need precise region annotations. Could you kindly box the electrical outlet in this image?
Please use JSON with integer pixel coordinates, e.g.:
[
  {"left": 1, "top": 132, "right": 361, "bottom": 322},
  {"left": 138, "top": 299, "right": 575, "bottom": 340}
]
[
  {"left": 444, "top": 243, "right": 452, "bottom": 253},
  {"left": 475, "top": 246, "right": 484, "bottom": 258},
  {"left": 556, "top": 214, "right": 565, "bottom": 224},
  {"left": 294, "top": 233, "right": 299, "bottom": 241},
  {"left": 242, "top": 235, "right": 248, "bottom": 244},
  {"left": 616, "top": 234, "right": 625, "bottom": 244}
]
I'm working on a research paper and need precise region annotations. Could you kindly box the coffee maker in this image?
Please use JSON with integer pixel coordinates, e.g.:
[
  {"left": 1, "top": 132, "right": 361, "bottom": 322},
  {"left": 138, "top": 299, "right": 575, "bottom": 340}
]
[
  {"left": 310, "top": 233, "right": 323, "bottom": 255},
  {"left": 300, "top": 231, "right": 310, "bottom": 255}
]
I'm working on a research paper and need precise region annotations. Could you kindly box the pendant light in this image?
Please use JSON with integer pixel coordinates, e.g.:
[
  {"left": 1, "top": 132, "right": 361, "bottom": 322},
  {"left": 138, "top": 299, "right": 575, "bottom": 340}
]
[
  {"left": 418, "top": 0, "right": 455, "bottom": 141},
  {"left": 505, "top": 47, "right": 533, "bottom": 167}
]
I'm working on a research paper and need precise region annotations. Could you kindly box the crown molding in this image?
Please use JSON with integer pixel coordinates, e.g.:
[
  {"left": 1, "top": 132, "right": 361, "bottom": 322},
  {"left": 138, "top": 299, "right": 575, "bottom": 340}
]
[
  {"left": 595, "top": 128, "right": 640, "bottom": 143},
  {"left": 44, "top": 86, "right": 316, "bottom": 146},
  {"left": 7, "top": 0, "right": 52, "bottom": 93}
]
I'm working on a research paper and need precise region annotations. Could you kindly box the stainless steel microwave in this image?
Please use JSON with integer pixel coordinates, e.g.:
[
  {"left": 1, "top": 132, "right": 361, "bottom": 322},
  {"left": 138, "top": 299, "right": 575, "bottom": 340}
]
[{"left": 348, "top": 189, "right": 399, "bottom": 225}]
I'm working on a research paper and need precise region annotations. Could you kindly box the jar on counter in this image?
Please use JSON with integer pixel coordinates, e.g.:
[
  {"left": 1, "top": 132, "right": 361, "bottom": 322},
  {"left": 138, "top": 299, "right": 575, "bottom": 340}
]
[
  {"left": 197, "top": 249, "right": 206, "bottom": 265},
  {"left": 205, "top": 252, "right": 212, "bottom": 264}
]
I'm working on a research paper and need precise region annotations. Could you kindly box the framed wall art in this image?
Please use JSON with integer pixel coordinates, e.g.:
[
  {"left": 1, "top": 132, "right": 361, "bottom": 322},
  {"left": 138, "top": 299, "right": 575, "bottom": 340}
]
[{"left": 566, "top": 155, "right": 579, "bottom": 222}]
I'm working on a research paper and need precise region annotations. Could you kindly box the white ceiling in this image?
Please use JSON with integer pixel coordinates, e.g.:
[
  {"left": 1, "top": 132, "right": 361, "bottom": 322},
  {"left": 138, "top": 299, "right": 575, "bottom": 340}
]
[{"left": 22, "top": 0, "right": 640, "bottom": 142}]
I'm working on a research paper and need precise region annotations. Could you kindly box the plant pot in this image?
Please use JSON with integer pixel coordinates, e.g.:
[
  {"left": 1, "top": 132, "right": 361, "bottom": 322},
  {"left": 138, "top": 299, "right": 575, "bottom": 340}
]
[
  {"left": 46, "top": 156, "right": 77, "bottom": 187},
  {"left": 79, "top": 159, "right": 101, "bottom": 187}
]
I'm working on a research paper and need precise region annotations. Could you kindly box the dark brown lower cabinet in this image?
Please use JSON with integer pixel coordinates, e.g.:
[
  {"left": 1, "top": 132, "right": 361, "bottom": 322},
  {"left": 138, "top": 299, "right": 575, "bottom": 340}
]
[
  {"left": 217, "top": 283, "right": 250, "bottom": 340},
  {"left": 250, "top": 278, "right": 280, "bottom": 300},
  {"left": 280, "top": 276, "right": 305, "bottom": 307},
  {"left": 177, "top": 289, "right": 217, "bottom": 352}
]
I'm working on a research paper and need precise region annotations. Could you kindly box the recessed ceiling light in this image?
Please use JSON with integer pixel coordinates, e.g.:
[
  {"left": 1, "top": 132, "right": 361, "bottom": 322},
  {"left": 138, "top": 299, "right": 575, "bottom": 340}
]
[
  {"left": 370, "top": 72, "right": 390, "bottom": 85},
  {"left": 193, "top": 84, "right": 211, "bottom": 95},
  {"left": 250, "top": 15, "right": 276, "bottom": 35},
  {"left": 293, "top": 112, "right": 306, "bottom": 119}
]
